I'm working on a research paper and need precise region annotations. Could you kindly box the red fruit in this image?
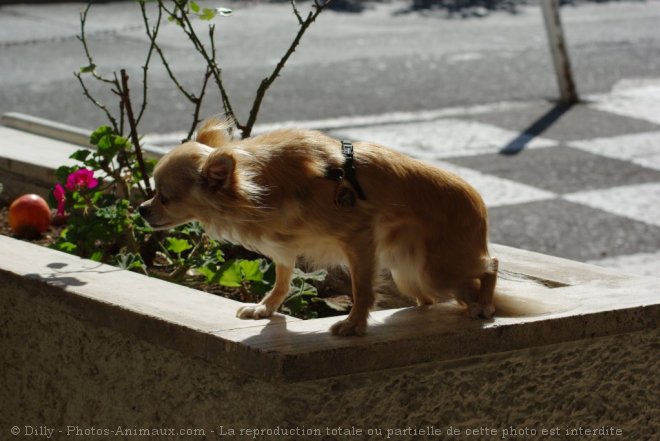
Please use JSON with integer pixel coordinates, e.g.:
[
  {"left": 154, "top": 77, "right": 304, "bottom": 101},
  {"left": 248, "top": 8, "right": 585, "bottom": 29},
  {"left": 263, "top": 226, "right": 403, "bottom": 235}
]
[{"left": 8, "top": 194, "right": 52, "bottom": 238}]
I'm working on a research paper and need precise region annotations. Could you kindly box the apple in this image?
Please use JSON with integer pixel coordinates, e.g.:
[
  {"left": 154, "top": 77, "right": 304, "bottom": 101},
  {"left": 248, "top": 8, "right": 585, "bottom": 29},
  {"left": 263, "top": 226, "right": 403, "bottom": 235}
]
[{"left": 8, "top": 194, "right": 52, "bottom": 238}]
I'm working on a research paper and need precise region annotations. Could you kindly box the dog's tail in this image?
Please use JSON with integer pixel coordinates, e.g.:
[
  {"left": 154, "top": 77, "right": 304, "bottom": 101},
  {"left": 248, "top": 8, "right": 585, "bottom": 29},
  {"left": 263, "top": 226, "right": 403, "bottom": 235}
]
[
  {"left": 492, "top": 272, "right": 577, "bottom": 317},
  {"left": 195, "top": 116, "right": 234, "bottom": 148}
]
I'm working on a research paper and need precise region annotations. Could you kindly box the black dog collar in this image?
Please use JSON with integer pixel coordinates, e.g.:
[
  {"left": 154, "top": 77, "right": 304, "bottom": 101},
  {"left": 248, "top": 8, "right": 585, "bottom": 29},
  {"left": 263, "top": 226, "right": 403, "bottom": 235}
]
[{"left": 325, "top": 141, "right": 367, "bottom": 203}]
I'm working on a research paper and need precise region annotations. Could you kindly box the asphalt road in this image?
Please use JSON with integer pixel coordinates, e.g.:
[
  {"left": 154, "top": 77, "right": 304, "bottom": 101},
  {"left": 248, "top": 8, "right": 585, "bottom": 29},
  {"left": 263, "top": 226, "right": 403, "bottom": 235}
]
[{"left": 1, "top": 0, "right": 660, "bottom": 134}]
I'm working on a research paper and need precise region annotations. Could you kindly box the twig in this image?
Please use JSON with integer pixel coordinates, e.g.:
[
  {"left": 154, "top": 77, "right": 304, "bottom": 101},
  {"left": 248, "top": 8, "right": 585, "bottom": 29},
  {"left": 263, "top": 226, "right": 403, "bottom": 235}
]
[
  {"left": 113, "top": 71, "right": 126, "bottom": 136},
  {"left": 136, "top": 0, "right": 164, "bottom": 126},
  {"left": 75, "top": 72, "right": 120, "bottom": 132},
  {"left": 290, "top": 0, "right": 304, "bottom": 25},
  {"left": 158, "top": 0, "right": 238, "bottom": 130},
  {"left": 143, "top": 3, "right": 196, "bottom": 103},
  {"left": 141, "top": 2, "right": 215, "bottom": 141},
  {"left": 242, "top": 0, "right": 334, "bottom": 138},
  {"left": 120, "top": 69, "right": 154, "bottom": 198},
  {"left": 187, "top": 66, "right": 213, "bottom": 141},
  {"left": 208, "top": 24, "right": 237, "bottom": 127},
  {"left": 75, "top": 3, "right": 124, "bottom": 132},
  {"left": 77, "top": 3, "right": 115, "bottom": 85}
]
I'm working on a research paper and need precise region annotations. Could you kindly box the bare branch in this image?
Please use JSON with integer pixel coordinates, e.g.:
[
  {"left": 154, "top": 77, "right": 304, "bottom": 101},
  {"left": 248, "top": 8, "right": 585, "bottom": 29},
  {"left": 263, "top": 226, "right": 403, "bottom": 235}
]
[
  {"left": 136, "top": 0, "right": 164, "bottom": 126},
  {"left": 208, "top": 24, "right": 237, "bottom": 124},
  {"left": 77, "top": 3, "right": 115, "bottom": 85},
  {"left": 111, "top": 71, "right": 126, "bottom": 136},
  {"left": 242, "top": 0, "right": 334, "bottom": 138},
  {"left": 159, "top": 0, "right": 239, "bottom": 129},
  {"left": 187, "top": 67, "right": 213, "bottom": 141},
  {"left": 75, "top": 72, "right": 119, "bottom": 133},
  {"left": 120, "top": 69, "right": 154, "bottom": 198},
  {"left": 143, "top": 3, "right": 197, "bottom": 103},
  {"left": 290, "top": 0, "right": 304, "bottom": 25}
]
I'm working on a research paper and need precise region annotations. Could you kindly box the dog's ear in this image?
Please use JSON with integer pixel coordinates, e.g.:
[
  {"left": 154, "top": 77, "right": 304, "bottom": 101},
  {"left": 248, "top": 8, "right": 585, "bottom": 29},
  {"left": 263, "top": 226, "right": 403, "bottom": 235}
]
[
  {"left": 202, "top": 153, "right": 235, "bottom": 189},
  {"left": 195, "top": 117, "right": 232, "bottom": 148}
]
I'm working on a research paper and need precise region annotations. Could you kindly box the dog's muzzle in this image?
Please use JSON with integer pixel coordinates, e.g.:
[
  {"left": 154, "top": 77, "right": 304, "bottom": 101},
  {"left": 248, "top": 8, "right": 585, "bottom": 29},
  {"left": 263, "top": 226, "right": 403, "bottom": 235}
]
[{"left": 138, "top": 203, "right": 150, "bottom": 218}]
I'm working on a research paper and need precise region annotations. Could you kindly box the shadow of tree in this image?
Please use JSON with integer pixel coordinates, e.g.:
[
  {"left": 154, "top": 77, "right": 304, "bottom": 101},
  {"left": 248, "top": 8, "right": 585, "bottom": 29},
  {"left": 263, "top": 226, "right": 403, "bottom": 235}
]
[{"left": 23, "top": 261, "right": 122, "bottom": 288}]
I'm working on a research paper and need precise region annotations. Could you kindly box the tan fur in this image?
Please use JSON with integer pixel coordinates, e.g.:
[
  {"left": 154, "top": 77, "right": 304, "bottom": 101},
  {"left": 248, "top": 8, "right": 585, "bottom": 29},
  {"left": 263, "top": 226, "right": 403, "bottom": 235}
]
[{"left": 140, "top": 118, "right": 501, "bottom": 336}]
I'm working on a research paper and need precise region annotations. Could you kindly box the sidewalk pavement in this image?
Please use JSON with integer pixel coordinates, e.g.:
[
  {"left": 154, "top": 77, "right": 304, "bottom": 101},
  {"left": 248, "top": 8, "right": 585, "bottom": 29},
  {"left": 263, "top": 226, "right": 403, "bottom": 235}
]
[
  {"left": 3, "top": 77, "right": 660, "bottom": 279},
  {"left": 319, "top": 77, "right": 660, "bottom": 277},
  {"left": 136, "top": 76, "right": 660, "bottom": 277}
]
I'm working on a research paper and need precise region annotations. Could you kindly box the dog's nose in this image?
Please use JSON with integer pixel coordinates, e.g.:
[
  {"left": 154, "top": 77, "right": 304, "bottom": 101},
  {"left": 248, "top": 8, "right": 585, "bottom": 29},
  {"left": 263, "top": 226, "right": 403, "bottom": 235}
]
[{"left": 138, "top": 203, "right": 149, "bottom": 218}]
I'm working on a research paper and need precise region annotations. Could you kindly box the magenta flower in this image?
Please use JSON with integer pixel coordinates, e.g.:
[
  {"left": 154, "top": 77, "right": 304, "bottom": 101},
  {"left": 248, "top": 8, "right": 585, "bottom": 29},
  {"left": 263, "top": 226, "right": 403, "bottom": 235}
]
[
  {"left": 53, "top": 183, "right": 66, "bottom": 216},
  {"left": 65, "top": 168, "right": 99, "bottom": 191}
]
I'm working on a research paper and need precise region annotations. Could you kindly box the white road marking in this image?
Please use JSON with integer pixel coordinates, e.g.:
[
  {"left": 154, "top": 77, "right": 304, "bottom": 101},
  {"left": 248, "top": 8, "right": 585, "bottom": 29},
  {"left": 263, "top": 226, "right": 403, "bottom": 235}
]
[
  {"left": 563, "top": 182, "right": 660, "bottom": 227},
  {"left": 569, "top": 131, "right": 660, "bottom": 171},
  {"left": 436, "top": 161, "right": 556, "bottom": 208},
  {"left": 331, "top": 119, "right": 557, "bottom": 159},
  {"left": 141, "top": 100, "right": 539, "bottom": 147},
  {"left": 588, "top": 78, "right": 660, "bottom": 126}
]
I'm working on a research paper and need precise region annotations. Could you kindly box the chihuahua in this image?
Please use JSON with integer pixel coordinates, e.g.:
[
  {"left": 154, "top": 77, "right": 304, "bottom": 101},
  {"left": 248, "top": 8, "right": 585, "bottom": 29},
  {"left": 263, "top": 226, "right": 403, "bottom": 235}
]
[{"left": 139, "top": 118, "right": 499, "bottom": 336}]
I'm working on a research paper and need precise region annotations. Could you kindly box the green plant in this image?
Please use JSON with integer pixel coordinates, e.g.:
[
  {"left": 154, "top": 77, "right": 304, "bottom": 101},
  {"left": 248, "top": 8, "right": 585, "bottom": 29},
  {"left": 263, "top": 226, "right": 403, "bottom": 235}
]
[
  {"left": 49, "top": 0, "right": 344, "bottom": 320},
  {"left": 50, "top": 126, "right": 152, "bottom": 261}
]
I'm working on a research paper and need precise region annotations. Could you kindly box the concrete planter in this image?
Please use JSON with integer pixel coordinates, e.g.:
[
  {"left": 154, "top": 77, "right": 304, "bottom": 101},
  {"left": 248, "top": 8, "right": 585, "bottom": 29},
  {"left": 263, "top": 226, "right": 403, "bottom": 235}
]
[
  {"left": 1, "top": 115, "right": 658, "bottom": 439},
  {"left": 2, "top": 235, "right": 658, "bottom": 440}
]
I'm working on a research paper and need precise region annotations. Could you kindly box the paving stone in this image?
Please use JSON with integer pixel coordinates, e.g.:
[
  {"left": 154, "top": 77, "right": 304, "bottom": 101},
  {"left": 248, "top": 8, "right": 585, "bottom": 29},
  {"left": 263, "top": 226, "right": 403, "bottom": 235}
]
[
  {"left": 488, "top": 199, "right": 660, "bottom": 262},
  {"left": 466, "top": 103, "right": 660, "bottom": 143},
  {"left": 447, "top": 146, "right": 660, "bottom": 194}
]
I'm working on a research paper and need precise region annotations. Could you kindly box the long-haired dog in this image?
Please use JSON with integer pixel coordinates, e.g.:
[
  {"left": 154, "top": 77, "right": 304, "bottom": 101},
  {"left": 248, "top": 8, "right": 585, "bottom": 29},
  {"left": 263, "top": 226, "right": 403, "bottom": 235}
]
[{"left": 139, "top": 118, "right": 500, "bottom": 336}]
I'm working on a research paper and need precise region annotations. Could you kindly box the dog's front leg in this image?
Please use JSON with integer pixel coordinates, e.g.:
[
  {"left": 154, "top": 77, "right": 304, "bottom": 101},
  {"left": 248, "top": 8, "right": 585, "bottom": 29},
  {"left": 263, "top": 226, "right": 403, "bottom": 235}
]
[
  {"left": 330, "top": 240, "right": 376, "bottom": 337},
  {"left": 236, "top": 262, "right": 293, "bottom": 319}
]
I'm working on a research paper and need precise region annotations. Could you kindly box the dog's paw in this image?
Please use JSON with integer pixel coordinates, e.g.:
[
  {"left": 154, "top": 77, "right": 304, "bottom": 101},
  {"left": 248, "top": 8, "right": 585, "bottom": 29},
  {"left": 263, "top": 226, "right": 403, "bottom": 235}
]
[
  {"left": 466, "top": 302, "right": 496, "bottom": 319},
  {"left": 236, "top": 304, "right": 273, "bottom": 319},
  {"left": 330, "top": 319, "right": 366, "bottom": 337}
]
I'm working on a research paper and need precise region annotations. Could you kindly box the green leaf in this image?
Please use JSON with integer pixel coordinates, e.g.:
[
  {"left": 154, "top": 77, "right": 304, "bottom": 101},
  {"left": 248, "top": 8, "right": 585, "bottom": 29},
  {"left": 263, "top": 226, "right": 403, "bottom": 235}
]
[
  {"left": 115, "top": 253, "right": 147, "bottom": 273},
  {"left": 196, "top": 265, "right": 218, "bottom": 283},
  {"left": 199, "top": 7, "right": 217, "bottom": 20},
  {"left": 283, "top": 284, "right": 319, "bottom": 319},
  {"left": 94, "top": 132, "right": 129, "bottom": 160},
  {"left": 96, "top": 134, "right": 111, "bottom": 151},
  {"left": 293, "top": 268, "right": 327, "bottom": 282},
  {"left": 320, "top": 296, "right": 352, "bottom": 312},
  {"left": 55, "top": 165, "right": 74, "bottom": 183},
  {"left": 189, "top": 1, "right": 199, "bottom": 12},
  {"left": 166, "top": 237, "right": 193, "bottom": 255},
  {"left": 145, "top": 158, "right": 158, "bottom": 176},
  {"left": 239, "top": 259, "right": 264, "bottom": 283},
  {"left": 90, "top": 251, "right": 104, "bottom": 262},
  {"left": 80, "top": 64, "right": 96, "bottom": 73},
  {"left": 218, "top": 259, "right": 265, "bottom": 287},
  {"left": 69, "top": 149, "right": 92, "bottom": 163},
  {"left": 218, "top": 261, "right": 242, "bottom": 287},
  {"left": 53, "top": 241, "right": 77, "bottom": 253},
  {"left": 90, "top": 125, "right": 114, "bottom": 146}
]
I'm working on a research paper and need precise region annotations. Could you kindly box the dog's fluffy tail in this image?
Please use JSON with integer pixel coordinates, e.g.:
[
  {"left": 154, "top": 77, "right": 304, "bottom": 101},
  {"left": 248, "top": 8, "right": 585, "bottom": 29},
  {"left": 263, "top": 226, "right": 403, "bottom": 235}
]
[
  {"left": 493, "top": 274, "right": 577, "bottom": 317},
  {"left": 195, "top": 116, "right": 234, "bottom": 148}
]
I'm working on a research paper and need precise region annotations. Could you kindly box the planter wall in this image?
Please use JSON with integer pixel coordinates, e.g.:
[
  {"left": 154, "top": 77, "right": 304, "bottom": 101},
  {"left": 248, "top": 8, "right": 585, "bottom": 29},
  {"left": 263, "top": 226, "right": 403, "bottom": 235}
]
[{"left": 1, "top": 235, "right": 658, "bottom": 440}]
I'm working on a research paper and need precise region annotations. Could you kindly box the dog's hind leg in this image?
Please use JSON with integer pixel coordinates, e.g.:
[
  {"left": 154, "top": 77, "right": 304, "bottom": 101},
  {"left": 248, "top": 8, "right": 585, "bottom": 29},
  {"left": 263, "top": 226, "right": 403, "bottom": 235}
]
[
  {"left": 236, "top": 262, "right": 294, "bottom": 319},
  {"left": 391, "top": 269, "right": 435, "bottom": 306},
  {"left": 454, "top": 257, "right": 498, "bottom": 319},
  {"left": 477, "top": 257, "right": 498, "bottom": 318}
]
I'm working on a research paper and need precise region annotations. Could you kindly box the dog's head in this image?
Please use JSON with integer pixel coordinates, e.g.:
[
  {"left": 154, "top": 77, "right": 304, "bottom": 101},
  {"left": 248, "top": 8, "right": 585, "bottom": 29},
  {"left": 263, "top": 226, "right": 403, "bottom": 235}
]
[{"left": 139, "top": 118, "right": 238, "bottom": 230}]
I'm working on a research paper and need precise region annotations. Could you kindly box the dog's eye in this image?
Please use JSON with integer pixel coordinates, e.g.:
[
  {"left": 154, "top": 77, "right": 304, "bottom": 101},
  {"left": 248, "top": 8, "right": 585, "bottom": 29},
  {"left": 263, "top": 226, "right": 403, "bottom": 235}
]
[{"left": 158, "top": 194, "right": 170, "bottom": 205}]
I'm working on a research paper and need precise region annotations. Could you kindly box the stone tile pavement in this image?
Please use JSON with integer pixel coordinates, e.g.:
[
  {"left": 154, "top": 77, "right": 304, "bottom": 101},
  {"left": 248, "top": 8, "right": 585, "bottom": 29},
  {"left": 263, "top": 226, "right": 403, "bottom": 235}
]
[
  {"left": 4, "top": 74, "right": 659, "bottom": 280},
  {"left": 328, "top": 78, "right": 660, "bottom": 277}
]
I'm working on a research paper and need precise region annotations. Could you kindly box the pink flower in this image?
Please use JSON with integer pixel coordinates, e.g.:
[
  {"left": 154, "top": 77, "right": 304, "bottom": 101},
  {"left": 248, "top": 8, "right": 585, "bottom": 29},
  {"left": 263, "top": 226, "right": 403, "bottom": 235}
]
[
  {"left": 53, "top": 183, "right": 66, "bottom": 217},
  {"left": 65, "top": 168, "right": 99, "bottom": 191}
]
